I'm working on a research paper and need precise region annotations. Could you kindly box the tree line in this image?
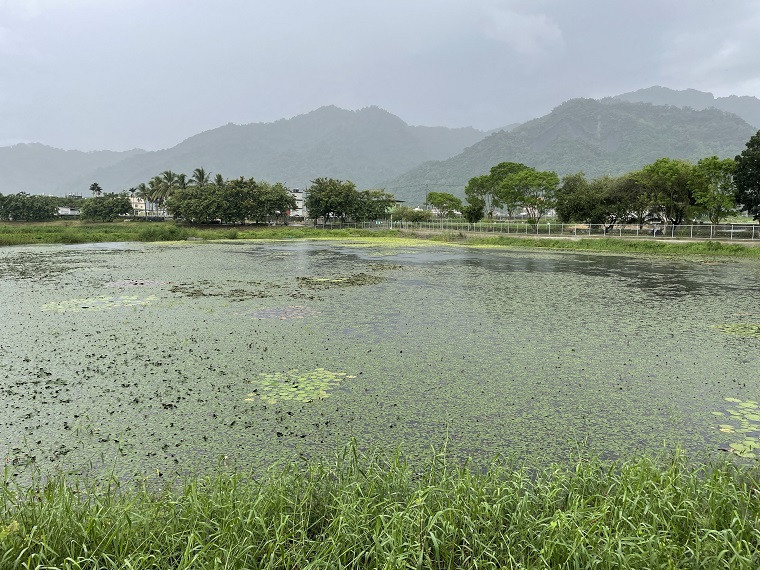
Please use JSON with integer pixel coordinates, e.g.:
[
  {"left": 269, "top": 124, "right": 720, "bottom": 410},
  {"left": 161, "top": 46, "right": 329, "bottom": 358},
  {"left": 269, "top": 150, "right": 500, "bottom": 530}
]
[{"left": 460, "top": 129, "right": 760, "bottom": 226}]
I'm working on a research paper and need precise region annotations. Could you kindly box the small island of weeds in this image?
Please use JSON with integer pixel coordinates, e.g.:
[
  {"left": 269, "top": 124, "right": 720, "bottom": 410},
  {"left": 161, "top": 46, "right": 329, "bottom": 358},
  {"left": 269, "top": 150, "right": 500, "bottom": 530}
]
[{"left": 2, "top": 445, "right": 759, "bottom": 569}]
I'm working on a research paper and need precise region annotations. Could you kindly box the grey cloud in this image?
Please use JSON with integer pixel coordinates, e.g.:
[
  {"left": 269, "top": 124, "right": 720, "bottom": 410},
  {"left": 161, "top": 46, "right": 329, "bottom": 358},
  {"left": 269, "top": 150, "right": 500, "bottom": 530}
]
[{"left": 0, "top": 0, "right": 758, "bottom": 151}]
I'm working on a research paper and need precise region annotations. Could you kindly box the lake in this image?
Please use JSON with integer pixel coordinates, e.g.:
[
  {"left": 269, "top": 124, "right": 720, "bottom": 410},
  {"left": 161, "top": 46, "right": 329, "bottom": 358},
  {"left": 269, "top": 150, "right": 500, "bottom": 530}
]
[{"left": 1, "top": 239, "right": 759, "bottom": 479}]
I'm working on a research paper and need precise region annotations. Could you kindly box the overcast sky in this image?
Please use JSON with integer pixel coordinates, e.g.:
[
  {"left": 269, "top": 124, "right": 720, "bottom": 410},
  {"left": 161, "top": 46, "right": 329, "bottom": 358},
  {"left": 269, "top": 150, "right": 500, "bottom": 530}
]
[{"left": 1, "top": 0, "right": 759, "bottom": 151}]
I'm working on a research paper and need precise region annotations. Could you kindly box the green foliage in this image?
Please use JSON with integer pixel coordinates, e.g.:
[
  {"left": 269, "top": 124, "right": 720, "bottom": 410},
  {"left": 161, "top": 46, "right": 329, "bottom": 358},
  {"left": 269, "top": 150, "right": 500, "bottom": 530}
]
[
  {"left": 734, "top": 130, "right": 760, "bottom": 221},
  {"left": 0, "top": 192, "right": 58, "bottom": 222},
  {"left": 640, "top": 158, "right": 695, "bottom": 225},
  {"left": 391, "top": 205, "right": 432, "bottom": 222},
  {"left": 692, "top": 156, "right": 737, "bottom": 224},
  {"left": 462, "top": 197, "right": 484, "bottom": 223},
  {"left": 306, "top": 178, "right": 395, "bottom": 222},
  {"left": 79, "top": 193, "right": 133, "bottom": 222},
  {"left": 2, "top": 446, "right": 760, "bottom": 568},
  {"left": 168, "top": 178, "right": 296, "bottom": 224},
  {"left": 714, "top": 398, "right": 760, "bottom": 458},
  {"left": 505, "top": 168, "right": 560, "bottom": 225},
  {"left": 425, "top": 191, "right": 462, "bottom": 217}
]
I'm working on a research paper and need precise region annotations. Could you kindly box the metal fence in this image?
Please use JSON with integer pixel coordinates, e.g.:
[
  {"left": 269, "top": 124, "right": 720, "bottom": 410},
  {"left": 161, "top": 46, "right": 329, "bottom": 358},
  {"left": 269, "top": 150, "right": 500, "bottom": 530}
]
[{"left": 313, "top": 220, "right": 760, "bottom": 241}]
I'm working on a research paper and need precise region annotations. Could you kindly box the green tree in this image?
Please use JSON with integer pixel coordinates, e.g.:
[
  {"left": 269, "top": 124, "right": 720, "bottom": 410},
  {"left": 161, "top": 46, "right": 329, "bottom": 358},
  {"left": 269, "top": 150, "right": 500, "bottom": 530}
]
[
  {"left": 491, "top": 162, "right": 531, "bottom": 218},
  {"left": 80, "top": 193, "right": 132, "bottom": 222},
  {"left": 354, "top": 190, "right": 396, "bottom": 221},
  {"left": 89, "top": 182, "right": 103, "bottom": 197},
  {"left": 734, "top": 130, "right": 760, "bottom": 221},
  {"left": 426, "top": 191, "right": 462, "bottom": 218},
  {"left": 190, "top": 168, "right": 211, "bottom": 188},
  {"left": 556, "top": 172, "right": 591, "bottom": 223},
  {"left": 507, "top": 168, "right": 560, "bottom": 226},
  {"left": 640, "top": 158, "right": 695, "bottom": 226},
  {"left": 692, "top": 156, "right": 737, "bottom": 224},
  {"left": 462, "top": 197, "right": 485, "bottom": 223},
  {"left": 464, "top": 175, "right": 497, "bottom": 218},
  {"left": 305, "top": 178, "right": 358, "bottom": 223},
  {"left": 391, "top": 206, "right": 432, "bottom": 222},
  {"left": 0, "top": 192, "right": 58, "bottom": 221}
]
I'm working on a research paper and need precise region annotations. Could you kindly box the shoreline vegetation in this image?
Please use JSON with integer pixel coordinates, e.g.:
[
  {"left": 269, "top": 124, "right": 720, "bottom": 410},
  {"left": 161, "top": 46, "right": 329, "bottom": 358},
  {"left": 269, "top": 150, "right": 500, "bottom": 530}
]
[
  {"left": 2, "top": 446, "right": 759, "bottom": 568},
  {"left": 1, "top": 220, "right": 760, "bottom": 258}
]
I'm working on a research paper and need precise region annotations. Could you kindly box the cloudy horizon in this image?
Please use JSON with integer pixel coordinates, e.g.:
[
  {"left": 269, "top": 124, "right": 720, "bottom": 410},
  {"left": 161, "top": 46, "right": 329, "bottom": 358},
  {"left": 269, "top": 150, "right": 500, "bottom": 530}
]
[{"left": 2, "top": 0, "right": 759, "bottom": 151}]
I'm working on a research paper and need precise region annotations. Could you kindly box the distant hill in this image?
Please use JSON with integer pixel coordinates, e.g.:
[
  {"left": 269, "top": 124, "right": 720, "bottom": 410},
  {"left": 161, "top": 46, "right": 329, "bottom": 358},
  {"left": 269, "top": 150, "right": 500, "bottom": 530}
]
[
  {"left": 0, "top": 106, "right": 486, "bottom": 196},
  {"left": 615, "top": 86, "right": 760, "bottom": 128},
  {"left": 384, "top": 98, "right": 756, "bottom": 204},
  {"left": 0, "top": 144, "right": 146, "bottom": 195}
]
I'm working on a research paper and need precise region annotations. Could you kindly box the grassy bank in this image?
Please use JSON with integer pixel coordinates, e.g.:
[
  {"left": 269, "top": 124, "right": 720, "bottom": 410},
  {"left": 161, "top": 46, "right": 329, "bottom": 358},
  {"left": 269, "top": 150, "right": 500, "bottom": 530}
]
[
  {"left": 2, "top": 448, "right": 759, "bottom": 569},
  {"left": 0, "top": 221, "right": 395, "bottom": 246},
  {"left": 3, "top": 221, "right": 760, "bottom": 259},
  {"left": 421, "top": 231, "right": 760, "bottom": 258}
]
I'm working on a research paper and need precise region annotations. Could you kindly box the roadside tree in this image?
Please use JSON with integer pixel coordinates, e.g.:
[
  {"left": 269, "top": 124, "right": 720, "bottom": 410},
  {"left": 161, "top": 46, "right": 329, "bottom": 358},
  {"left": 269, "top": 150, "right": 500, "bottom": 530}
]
[
  {"left": 734, "top": 130, "right": 760, "bottom": 221},
  {"left": 691, "top": 156, "right": 737, "bottom": 224},
  {"left": 426, "top": 191, "right": 462, "bottom": 218}
]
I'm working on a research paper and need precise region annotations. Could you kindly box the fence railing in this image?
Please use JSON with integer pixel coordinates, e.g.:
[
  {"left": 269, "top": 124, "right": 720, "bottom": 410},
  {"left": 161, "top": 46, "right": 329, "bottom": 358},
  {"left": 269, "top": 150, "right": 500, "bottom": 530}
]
[{"left": 312, "top": 220, "right": 760, "bottom": 241}]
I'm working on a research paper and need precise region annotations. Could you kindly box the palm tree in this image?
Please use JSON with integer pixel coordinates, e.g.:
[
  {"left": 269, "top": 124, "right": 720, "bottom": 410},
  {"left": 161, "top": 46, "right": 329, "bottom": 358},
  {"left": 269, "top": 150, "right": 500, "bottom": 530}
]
[
  {"left": 190, "top": 167, "right": 211, "bottom": 188},
  {"left": 148, "top": 177, "right": 163, "bottom": 216},
  {"left": 136, "top": 183, "right": 151, "bottom": 217},
  {"left": 176, "top": 173, "right": 188, "bottom": 190},
  {"left": 89, "top": 182, "right": 103, "bottom": 197},
  {"left": 214, "top": 173, "right": 225, "bottom": 187}
]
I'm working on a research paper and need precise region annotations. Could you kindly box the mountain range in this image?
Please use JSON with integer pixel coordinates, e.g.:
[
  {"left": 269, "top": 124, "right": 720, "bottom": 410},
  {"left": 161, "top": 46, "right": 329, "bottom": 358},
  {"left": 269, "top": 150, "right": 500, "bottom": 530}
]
[
  {"left": 385, "top": 97, "right": 756, "bottom": 203},
  {"left": 0, "top": 106, "right": 484, "bottom": 196},
  {"left": 1, "top": 87, "right": 758, "bottom": 204}
]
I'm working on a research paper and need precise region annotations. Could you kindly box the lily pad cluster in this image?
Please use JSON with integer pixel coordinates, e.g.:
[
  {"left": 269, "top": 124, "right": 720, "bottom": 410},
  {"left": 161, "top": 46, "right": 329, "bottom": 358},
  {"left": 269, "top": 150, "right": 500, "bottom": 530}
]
[
  {"left": 296, "top": 273, "right": 385, "bottom": 289},
  {"left": 41, "top": 294, "right": 158, "bottom": 313},
  {"left": 246, "top": 368, "right": 355, "bottom": 404},
  {"left": 715, "top": 323, "right": 760, "bottom": 338},
  {"left": 105, "top": 279, "right": 167, "bottom": 288},
  {"left": 714, "top": 397, "right": 760, "bottom": 458},
  {"left": 235, "top": 306, "right": 320, "bottom": 320}
]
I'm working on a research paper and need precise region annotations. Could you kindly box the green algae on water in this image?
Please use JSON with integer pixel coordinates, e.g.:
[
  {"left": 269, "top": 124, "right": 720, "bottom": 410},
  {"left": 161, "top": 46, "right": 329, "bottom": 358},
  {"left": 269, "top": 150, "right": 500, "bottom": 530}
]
[
  {"left": 715, "top": 323, "right": 760, "bottom": 338},
  {"left": 246, "top": 368, "right": 355, "bottom": 404},
  {"left": 41, "top": 294, "right": 158, "bottom": 313}
]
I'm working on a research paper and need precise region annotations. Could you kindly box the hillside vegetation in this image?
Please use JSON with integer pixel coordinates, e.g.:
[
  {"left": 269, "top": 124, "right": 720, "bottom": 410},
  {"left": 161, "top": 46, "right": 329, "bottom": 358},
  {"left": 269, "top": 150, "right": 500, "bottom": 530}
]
[
  {"left": 0, "top": 107, "right": 485, "bottom": 196},
  {"left": 385, "top": 98, "right": 756, "bottom": 204}
]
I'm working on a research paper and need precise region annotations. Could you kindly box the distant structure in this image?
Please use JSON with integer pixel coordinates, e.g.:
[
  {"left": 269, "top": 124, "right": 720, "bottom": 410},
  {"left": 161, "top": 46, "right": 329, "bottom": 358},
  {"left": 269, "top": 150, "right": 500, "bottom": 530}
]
[
  {"left": 289, "top": 188, "right": 305, "bottom": 218},
  {"left": 64, "top": 193, "right": 83, "bottom": 200}
]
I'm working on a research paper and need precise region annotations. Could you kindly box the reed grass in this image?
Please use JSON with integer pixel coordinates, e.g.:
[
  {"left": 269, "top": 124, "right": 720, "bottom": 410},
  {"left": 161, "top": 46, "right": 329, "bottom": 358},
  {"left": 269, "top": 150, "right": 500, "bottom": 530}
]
[{"left": 2, "top": 446, "right": 759, "bottom": 569}]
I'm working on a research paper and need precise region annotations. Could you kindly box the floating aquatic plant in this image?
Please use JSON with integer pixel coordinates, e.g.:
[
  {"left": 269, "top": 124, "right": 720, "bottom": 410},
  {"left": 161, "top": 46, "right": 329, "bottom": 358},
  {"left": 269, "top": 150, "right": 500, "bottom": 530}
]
[
  {"left": 715, "top": 323, "right": 760, "bottom": 338},
  {"left": 41, "top": 295, "right": 158, "bottom": 313},
  {"left": 713, "top": 398, "right": 760, "bottom": 458},
  {"left": 296, "top": 273, "right": 385, "bottom": 289},
  {"left": 245, "top": 368, "right": 355, "bottom": 404},
  {"left": 235, "top": 306, "right": 320, "bottom": 320}
]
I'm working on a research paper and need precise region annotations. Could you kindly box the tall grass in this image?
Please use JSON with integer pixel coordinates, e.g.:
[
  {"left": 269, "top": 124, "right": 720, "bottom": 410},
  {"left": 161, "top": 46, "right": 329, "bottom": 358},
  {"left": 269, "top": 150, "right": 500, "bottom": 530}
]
[
  {"left": 0, "top": 222, "right": 395, "bottom": 246},
  {"left": 2, "top": 447, "right": 759, "bottom": 568},
  {"left": 425, "top": 233, "right": 760, "bottom": 258}
]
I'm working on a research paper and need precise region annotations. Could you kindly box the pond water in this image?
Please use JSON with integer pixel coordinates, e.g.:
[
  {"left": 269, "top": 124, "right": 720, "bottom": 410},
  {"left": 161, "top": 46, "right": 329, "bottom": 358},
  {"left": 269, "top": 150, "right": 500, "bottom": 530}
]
[{"left": 1, "top": 239, "right": 759, "bottom": 479}]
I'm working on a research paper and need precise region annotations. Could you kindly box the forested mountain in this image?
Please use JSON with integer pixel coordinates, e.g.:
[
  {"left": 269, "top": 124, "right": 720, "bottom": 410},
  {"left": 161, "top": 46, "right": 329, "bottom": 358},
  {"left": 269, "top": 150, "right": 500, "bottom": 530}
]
[
  {"left": 0, "top": 144, "right": 146, "bottom": 195},
  {"left": 615, "top": 86, "right": 760, "bottom": 128},
  {"left": 384, "top": 98, "right": 756, "bottom": 204},
  {"left": 0, "top": 106, "right": 485, "bottom": 196}
]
